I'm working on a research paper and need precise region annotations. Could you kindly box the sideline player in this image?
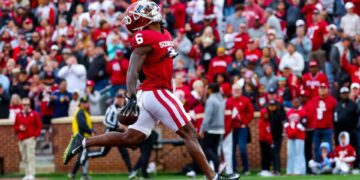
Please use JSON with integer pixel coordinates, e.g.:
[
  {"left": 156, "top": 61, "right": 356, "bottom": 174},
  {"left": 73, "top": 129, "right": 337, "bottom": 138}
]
[{"left": 63, "top": 1, "right": 236, "bottom": 179}]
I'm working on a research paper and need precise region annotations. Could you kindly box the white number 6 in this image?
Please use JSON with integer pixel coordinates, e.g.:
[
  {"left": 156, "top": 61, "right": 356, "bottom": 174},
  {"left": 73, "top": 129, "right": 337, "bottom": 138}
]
[{"left": 135, "top": 33, "right": 143, "bottom": 44}]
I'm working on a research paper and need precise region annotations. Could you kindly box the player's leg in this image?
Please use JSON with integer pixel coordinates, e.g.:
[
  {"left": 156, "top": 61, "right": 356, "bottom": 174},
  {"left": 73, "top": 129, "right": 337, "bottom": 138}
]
[
  {"left": 147, "top": 90, "right": 216, "bottom": 179},
  {"left": 64, "top": 108, "right": 155, "bottom": 165},
  {"left": 177, "top": 124, "right": 216, "bottom": 180}
]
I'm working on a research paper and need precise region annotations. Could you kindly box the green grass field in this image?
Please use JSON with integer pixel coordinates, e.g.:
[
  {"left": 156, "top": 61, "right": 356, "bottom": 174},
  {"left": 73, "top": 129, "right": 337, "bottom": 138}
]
[{"left": 1, "top": 173, "right": 360, "bottom": 180}]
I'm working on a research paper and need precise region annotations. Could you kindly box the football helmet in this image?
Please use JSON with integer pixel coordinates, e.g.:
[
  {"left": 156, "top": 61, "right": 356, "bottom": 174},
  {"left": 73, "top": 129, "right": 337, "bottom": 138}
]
[{"left": 124, "top": 1, "right": 162, "bottom": 33}]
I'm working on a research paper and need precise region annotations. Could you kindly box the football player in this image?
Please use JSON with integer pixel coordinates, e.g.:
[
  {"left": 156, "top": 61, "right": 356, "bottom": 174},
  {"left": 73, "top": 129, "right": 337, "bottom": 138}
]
[{"left": 63, "top": 1, "right": 237, "bottom": 179}]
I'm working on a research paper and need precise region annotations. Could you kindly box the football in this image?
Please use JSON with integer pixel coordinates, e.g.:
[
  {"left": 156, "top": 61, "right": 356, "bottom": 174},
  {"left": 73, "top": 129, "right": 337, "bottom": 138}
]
[{"left": 118, "top": 111, "right": 138, "bottom": 125}]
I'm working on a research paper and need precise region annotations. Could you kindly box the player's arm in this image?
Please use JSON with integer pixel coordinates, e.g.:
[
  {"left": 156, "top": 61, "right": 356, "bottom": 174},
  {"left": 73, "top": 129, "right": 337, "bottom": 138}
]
[
  {"left": 122, "top": 45, "right": 152, "bottom": 117},
  {"left": 126, "top": 45, "right": 152, "bottom": 97}
]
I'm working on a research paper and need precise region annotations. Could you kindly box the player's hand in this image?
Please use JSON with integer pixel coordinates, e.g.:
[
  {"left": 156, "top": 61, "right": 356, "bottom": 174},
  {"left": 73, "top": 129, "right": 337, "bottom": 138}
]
[
  {"left": 121, "top": 94, "right": 139, "bottom": 117},
  {"left": 198, "top": 131, "right": 205, "bottom": 139}
]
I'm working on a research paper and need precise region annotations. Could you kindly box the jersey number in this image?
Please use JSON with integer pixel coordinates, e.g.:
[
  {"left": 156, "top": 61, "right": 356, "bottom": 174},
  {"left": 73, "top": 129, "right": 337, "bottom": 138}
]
[{"left": 135, "top": 33, "right": 143, "bottom": 44}]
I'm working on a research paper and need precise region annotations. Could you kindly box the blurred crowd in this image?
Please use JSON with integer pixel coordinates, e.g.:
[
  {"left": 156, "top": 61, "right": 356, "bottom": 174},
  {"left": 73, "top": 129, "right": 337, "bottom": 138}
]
[{"left": 0, "top": 0, "right": 360, "bottom": 177}]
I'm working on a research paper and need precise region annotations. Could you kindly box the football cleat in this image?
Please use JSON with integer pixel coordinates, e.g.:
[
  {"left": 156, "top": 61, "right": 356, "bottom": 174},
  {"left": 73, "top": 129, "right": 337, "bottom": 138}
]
[{"left": 63, "top": 133, "right": 84, "bottom": 165}]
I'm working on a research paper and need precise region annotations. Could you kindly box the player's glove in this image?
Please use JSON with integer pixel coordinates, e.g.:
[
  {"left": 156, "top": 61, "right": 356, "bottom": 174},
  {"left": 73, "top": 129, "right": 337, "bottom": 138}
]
[{"left": 121, "top": 94, "right": 140, "bottom": 117}]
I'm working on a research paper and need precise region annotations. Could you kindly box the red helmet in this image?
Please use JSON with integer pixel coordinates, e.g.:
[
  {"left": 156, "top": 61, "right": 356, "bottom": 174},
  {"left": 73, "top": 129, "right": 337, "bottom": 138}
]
[{"left": 124, "top": 1, "right": 162, "bottom": 33}]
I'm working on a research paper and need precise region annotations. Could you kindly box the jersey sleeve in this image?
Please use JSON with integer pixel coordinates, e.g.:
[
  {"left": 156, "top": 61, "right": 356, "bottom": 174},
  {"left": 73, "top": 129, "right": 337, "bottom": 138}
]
[{"left": 131, "top": 30, "right": 155, "bottom": 50}]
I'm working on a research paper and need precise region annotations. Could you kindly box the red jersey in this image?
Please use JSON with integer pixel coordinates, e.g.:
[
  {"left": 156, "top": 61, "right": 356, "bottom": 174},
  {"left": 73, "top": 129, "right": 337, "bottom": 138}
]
[
  {"left": 258, "top": 109, "right": 272, "bottom": 144},
  {"left": 170, "top": 2, "right": 186, "bottom": 29},
  {"left": 187, "top": 91, "right": 204, "bottom": 133},
  {"left": 131, "top": 30, "right": 175, "bottom": 91},
  {"left": 224, "top": 98, "right": 238, "bottom": 137},
  {"left": 244, "top": 49, "right": 262, "bottom": 63},
  {"left": 207, "top": 55, "right": 232, "bottom": 80},
  {"left": 310, "top": 95, "right": 337, "bottom": 129},
  {"left": 307, "top": 20, "right": 328, "bottom": 51},
  {"left": 285, "top": 108, "right": 306, "bottom": 140},
  {"left": 341, "top": 53, "right": 360, "bottom": 83},
  {"left": 106, "top": 58, "right": 129, "bottom": 85},
  {"left": 303, "top": 100, "right": 316, "bottom": 129},
  {"left": 334, "top": 145, "right": 356, "bottom": 166},
  {"left": 174, "top": 85, "right": 191, "bottom": 103},
  {"left": 14, "top": 110, "right": 43, "bottom": 141},
  {"left": 233, "top": 32, "right": 250, "bottom": 52},
  {"left": 302, "top": 72, "right": 328, "bottom": 98},
  {"left": 231, "top": 96, "right": 254, "bottom": 128}
]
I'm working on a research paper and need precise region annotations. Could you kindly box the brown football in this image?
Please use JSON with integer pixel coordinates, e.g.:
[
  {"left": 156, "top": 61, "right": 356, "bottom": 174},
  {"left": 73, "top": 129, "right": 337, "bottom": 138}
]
[{"left": 118, "top": 112, "right": 138, "bottom": 125}]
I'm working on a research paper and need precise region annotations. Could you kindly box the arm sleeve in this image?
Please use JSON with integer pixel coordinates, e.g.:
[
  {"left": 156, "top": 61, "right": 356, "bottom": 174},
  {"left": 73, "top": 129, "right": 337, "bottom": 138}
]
[
  {"left": 77, "top": 110, "right": 93, "bottom": 134},
  {"left": 303, "top": 38, "right": 312, "bottom": 53},
  {"left": 244, "top": 99, "right": 254, "bottom": 125},
  {"left": 57, "top": 66, "right": 69, "bottom": 78},
  {"left": 89, "top": 91, "right": 101, "bottom": 103},
  {"left": 201, "top": 99, "right": 214, "bottom": 132},
  {"left": 13, "top": 114, "right": 21, "bottom": 133},
  {"left": 72, "top": 65, "right": 86, "bottom": 77},
  {"left": 34, "top": 112, "right": 43, "bottom": 137}
]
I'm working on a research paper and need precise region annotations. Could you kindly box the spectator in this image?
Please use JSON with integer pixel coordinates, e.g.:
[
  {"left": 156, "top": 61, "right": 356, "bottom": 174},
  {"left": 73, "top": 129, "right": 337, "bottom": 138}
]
[
  {"left": 286, "top": 0, "right": 302, "bottom": 38},
  {"left": 87, "top": 45, "right": 109, "bottom": 91},
  {"left": 290, "top": 20, "right": 313, "bottom": 62},
  {"left": 174, "top": 28, "right": 193, "bottom": 71},
  {"left": 266, "top": 99, "right": 287, "bottom": 175},
  {"left": 226, "top": 4, "right": 247, "bottom": 33},
  {"left": 307, "top": 9, "right": 328, "bottom": 71},
  {"left": 330, "top": 37, "right": 356, "bottom": 87},
  {"left": 333, "top": 131, "right": 357, "bottom": 174},
  {"left": 223, "top": 25, "right": 238, "bottom": 51},
  {"left": 258, "top": 108, "right": 273, "bottom": 177},
  {"left": 106, "top": 49, "right": 129, "bottom": 97},
  {"left": 9, "top": 94, "right": 22, "bottom": 122},
  {"left": 0, "top": 84, "right": 10, "bottom": 118},
  {"left": 259, "top": 29, "right": 277, "bottom": 49},
  {"left": 85, "top": 80, "right": 101, "bottom": 116},
  {"left": 200, "top": 83, "right": 225, "bottom": 173},
  {"left": 260, "top": 64, "right": 278, "bottom": 91},
  {"left": 187, "top": 80, "right": 205, "bottom": 133},
  {"left": 311, "top": 83, "right": 337, "bottom": 161},
  {"left": 0, "top": 68, "right": 10, "bottom": 93},
  {"left": 14, "top": 97, "right": 42, "bottom": 180},
  {"left": 170, "top": 0, "right": 186, "bottom": 30},
  {"left": 231, "top": 83, "right": 254, "bottom": 175},
  {"left": 334, "top": 87, "right": 358, "bottom": 146},
  {"left": 233, "top": 23, "right": 250, "bottom": 53},
  {"left": 68, "top": 90, "right": 80, "bottom": 117},
  {"left": 162, "top": 4, "right": 176, "bottom": 36},
  {"left": 227, "top": 49, "right": 246, "bottom": 77},
  {"left": 50, "top": 80, "right": 71, "bottom": 118},
  {"left": 58, "top": 56, "right": 87, "bottom": 95},
  {"left": 302, "top": 60, "right": 328, "bottom": 98},
  {"left": 248, "top": 17, "right": 265, "bottom": 40},
  {"left": 199, "top": 26, "right": 218, "bottom": 70},
  {"left": 279, "top": 43, "right": 305, "bottom": 76},
  {"left": 285, "top": 98, "right": 306, "bottom": 175},
  {"left": 69, "top": 96, "right": 93, "bottom": 180},
  {"left": 264, "top": 7, "right": 283, "bottom": 39},
  {"left": 340, "top": 49, "right": 360, "bottom": 84},
  {"left": 308, "top": 142, "right": 334, "bottom": 174},
  {"left": 340, "top": 2, "right": 360, "bottom": 37},
  {"left": 244, "top": 0, "right": 264, "bottom": 28},
  {"left": 222, "top": 92, "right": 238, "bottom": 176},
  {"left": 207, "top": 47, "right": 232, "bottom": 81},
  {"left": 11, "top": 70, "right": 30, "bottom": 98}
]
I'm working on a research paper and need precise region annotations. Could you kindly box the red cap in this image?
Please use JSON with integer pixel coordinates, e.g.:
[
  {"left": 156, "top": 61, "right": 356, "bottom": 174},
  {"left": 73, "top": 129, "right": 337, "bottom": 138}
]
[
  {"left": 309, "top": 60, "right": 318, "bottom": 67},
  {"left": 178, "top": 28, "right": 186, "bottom": 34},
  {"left": 86, "top": 80, "right": 95, "bottom": 87},
  {"left": 320, "top": 83, "right": 328, "bottom": 88},
  {"left": 4, "top": 0, "right": 12, "bottom": 6},
  {"left": 24, "top": 18, "right": 33, "bottom": 24}
]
